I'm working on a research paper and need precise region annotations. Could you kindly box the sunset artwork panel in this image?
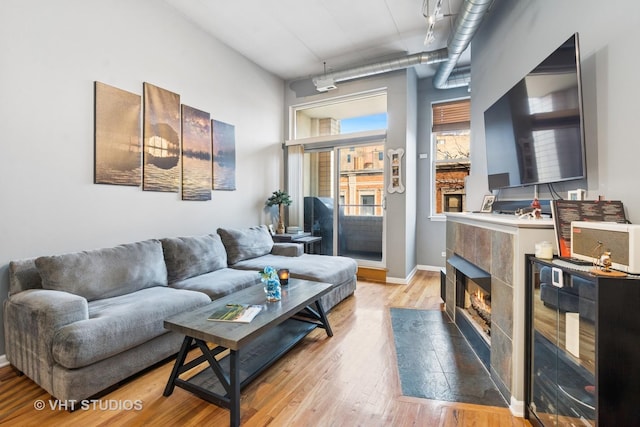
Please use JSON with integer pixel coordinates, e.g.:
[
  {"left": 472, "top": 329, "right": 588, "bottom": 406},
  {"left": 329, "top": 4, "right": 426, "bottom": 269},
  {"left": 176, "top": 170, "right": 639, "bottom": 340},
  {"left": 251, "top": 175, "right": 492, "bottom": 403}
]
[
  {"left": 94, "top": 82, "right": 141, "bottom": 186},
  {"left": 181, "top": 105, "right": 212, "bottom": 201}
]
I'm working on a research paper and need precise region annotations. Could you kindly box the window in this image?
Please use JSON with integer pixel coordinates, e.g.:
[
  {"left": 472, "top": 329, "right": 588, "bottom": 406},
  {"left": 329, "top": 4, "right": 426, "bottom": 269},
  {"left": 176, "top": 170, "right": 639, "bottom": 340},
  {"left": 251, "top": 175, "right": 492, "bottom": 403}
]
[
  {"left": 432, "top": 99, "right": 471, "bottom": 215},
  {"left": 361, "top": 194, "right": 375, "bottom": 216}
]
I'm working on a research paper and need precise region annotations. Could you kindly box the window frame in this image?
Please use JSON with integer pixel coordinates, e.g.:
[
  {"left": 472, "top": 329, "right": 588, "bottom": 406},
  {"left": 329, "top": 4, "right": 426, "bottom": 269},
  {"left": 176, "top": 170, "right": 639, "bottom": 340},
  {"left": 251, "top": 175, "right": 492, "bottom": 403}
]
[{"left": 430, "top": 97, "right": 471, "bottom": 219}]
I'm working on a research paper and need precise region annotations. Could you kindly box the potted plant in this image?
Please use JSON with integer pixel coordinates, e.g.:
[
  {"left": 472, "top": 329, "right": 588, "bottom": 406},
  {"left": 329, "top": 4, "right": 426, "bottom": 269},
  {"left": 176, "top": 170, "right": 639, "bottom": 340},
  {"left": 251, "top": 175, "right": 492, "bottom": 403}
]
[{"left": 265, "top": 190, "right": 292, "bottom": 234}]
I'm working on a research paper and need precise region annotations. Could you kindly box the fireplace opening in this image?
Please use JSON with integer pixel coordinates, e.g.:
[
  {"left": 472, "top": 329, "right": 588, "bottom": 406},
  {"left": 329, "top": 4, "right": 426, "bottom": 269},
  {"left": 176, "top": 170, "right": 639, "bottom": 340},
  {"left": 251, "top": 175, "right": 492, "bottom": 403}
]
[
  {"left": 448, "top": 254, "right": 492, "bottom": 370},
  {"left": 459, "top": 279, "right": 491, "bottom": 343}
]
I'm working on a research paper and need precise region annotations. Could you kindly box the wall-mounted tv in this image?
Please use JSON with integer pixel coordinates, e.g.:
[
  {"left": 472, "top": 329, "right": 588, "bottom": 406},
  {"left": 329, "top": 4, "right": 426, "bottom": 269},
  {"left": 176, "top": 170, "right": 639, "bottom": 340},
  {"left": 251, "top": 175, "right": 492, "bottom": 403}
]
[{"left": 484, "top": 33, "right": 586, "bottom": 191}]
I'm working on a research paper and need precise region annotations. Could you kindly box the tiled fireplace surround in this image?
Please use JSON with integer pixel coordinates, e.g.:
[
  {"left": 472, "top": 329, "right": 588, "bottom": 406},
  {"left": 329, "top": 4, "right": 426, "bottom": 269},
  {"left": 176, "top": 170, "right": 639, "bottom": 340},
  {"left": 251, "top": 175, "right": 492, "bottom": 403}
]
[{"left": 445, "top": 213, "right": 554, "bottom": 416}]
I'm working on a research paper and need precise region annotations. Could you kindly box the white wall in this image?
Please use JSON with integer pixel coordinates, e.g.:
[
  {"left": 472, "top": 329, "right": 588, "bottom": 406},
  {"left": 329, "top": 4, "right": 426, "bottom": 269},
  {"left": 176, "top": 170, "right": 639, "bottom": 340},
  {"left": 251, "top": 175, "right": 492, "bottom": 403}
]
[
  {"left": 0, "top": 0, "right": 284, "bottom": 355},
  {"left": 467, "top": 0, "right": 640, "bottom": 223}
]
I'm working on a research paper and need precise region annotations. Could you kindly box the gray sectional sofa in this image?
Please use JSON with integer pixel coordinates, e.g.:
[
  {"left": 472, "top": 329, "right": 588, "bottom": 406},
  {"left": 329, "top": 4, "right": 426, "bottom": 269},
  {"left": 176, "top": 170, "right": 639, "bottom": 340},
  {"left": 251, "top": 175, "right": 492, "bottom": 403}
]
[{"left": 3, "top": 225, "right": 357, "bottom": 403}]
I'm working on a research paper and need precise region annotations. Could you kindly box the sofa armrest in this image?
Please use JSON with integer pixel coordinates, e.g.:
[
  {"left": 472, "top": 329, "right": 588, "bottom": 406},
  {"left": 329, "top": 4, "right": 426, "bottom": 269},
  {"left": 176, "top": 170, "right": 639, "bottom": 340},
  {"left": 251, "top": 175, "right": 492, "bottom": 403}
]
[
  {"left": 3, "top": 289, "right": 88, "bottom": 395},
  {"left": 271, "top": 243, "right": 304, "bottom": 257}
]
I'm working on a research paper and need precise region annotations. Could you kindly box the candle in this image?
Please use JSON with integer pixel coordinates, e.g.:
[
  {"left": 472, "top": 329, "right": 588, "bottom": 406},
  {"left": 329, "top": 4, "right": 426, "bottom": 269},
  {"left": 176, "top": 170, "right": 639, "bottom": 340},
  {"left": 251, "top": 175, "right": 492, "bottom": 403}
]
[
  {"left": 535, "top": 241, "right": 554, "bottom": 259},
  {"left": 278, "top": 269, "right": 289, "bottom": 285}
]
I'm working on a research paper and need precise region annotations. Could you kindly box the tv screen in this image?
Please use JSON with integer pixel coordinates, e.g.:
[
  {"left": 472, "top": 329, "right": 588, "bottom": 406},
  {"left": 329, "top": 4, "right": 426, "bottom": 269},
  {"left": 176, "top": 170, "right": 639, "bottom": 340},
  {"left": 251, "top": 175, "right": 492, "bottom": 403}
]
[{"left": 484, "top": 33, "right": 585, "bottom": 190}]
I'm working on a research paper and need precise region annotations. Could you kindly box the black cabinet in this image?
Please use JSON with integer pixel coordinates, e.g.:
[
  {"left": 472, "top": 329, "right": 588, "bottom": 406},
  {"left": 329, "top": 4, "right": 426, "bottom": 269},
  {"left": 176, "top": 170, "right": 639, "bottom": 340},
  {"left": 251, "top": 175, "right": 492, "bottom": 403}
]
[{"left": 526, "top": 256, "right": 640, "bottom": 426}]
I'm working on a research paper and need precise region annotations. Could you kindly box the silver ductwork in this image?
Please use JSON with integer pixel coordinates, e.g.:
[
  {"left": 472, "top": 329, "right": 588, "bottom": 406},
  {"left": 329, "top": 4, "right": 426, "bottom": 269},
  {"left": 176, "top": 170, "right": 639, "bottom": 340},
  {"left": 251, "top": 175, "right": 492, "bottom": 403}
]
[
  {"left": 309, "top": 0, "right": 492, "bottom": 92},
  {"left": 312, "top": 48, "right": 448, "bottom": 92},
  {"left": 433, "top": 0, "right": 493, "bottom": 89}
]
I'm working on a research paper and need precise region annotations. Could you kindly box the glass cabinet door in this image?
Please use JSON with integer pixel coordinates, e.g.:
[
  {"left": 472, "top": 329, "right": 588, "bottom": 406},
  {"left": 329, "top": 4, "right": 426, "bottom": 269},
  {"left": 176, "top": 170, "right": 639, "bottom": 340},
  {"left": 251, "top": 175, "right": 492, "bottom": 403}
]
[
  {"left": 529, "top": 260, "right": 596, "bottom": 427},
  {"left": 530, "top": 261, "right": 560, "bottom": 426}
]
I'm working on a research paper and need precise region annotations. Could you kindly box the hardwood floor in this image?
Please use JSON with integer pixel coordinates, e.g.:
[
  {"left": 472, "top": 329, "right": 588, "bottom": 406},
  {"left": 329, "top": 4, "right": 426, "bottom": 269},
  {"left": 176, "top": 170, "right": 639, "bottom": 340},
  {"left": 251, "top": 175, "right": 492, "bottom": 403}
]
[{"left": 0, "top": 271, "right": 531, "bottom": 426}]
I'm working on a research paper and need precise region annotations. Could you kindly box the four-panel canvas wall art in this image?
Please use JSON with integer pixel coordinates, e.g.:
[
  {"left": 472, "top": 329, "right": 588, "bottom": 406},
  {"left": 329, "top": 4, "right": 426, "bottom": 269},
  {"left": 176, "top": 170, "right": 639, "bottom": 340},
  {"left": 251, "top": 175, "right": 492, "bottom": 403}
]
[{"left": 93, "top": 81, "right": 236, "bottom": 200}]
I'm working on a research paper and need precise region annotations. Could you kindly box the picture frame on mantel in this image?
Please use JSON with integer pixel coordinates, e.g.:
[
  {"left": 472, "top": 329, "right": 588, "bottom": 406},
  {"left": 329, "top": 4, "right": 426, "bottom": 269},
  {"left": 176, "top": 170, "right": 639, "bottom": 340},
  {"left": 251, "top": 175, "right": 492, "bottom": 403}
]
[
  {"left": 387, "top": 148, "right": 405, "bottom": 193},
  {"left": 480, "top": 195, "right": 495, "bottom": 212}
]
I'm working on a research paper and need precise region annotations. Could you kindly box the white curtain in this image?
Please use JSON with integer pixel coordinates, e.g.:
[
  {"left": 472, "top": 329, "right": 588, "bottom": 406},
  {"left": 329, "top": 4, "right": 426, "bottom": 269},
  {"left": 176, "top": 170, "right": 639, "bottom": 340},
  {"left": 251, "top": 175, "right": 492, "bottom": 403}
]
[{"left": 286, "top": 144, "right": 304, "bottom": 228}]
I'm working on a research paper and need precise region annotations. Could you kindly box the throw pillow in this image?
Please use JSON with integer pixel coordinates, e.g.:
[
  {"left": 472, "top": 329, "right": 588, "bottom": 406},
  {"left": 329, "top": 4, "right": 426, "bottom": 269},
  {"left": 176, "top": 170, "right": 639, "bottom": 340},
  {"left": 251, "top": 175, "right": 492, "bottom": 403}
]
[
  {"left": 35, "top": 239, "right": 168, "bottom": 301},
  {"left": 161, "top": 234, "right": 227, "bottom": 283},
  {"left": 217, "top": 225, "right": 274, "bottom": 264}
]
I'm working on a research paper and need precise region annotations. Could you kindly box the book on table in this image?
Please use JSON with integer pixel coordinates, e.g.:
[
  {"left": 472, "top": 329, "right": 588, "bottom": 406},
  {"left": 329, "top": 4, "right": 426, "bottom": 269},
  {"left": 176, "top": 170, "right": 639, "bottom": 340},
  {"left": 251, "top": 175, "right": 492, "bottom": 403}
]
[{"left": 207, "top": 304, "right": 262, "bottom": 323}]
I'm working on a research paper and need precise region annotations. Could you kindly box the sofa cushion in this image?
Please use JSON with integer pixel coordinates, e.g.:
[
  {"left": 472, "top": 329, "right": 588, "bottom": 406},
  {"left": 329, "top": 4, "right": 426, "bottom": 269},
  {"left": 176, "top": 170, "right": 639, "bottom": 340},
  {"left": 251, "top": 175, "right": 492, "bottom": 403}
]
[
  {"left": 271, "top": 243, "right": 304, "bottom": 257},
  {"left": 231, "top": 253, "right": 358, "bottom": 286},
  {"left": 52, "top": 286, "right": 210, "bottom": 369},
  {"left": 170, "top": 267, "right": 260, "bottom": 300},
  {"left": 161, "top": 234, "right": 227, "bottom": 283},
  {"left": 8, "top": 258, "right": 42, "bottom": 296},
  {"left": 217, "top": 225, "right": 274, "bottom": 264},
  {"left": 35, "top": 239, "right": 168, "bottom": 302}
]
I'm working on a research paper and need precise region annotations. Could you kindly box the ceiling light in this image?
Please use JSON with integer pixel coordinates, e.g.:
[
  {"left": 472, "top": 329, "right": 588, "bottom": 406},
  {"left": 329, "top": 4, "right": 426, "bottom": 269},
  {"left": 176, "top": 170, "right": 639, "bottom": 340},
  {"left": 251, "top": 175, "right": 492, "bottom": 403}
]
[
  {"left": 424, "top": 20, "right": 436, "bottom": 45},
  {"left": 424, "top": 31, "right": 435, "bottom": 45},
  {"left": 423, "top": 0, "right": 443, "bottom": 45},
  {"left": 312, "top": 76, "right": 337, "bottom": 92}
]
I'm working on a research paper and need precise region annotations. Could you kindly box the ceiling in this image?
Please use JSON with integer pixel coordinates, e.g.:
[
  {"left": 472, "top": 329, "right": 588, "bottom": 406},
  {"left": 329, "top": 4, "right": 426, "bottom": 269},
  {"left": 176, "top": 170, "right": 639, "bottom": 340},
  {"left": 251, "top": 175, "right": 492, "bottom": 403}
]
[{"left": 164, "top": 0, "right": 468, "bottom": 82}]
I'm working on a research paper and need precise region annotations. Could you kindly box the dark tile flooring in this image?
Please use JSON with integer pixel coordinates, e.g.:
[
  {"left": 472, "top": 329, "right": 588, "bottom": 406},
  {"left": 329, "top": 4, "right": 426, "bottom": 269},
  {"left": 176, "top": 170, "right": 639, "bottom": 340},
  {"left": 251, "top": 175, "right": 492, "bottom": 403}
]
[{"left": 390, "top": 307, "right": 507, "bottom": 407}]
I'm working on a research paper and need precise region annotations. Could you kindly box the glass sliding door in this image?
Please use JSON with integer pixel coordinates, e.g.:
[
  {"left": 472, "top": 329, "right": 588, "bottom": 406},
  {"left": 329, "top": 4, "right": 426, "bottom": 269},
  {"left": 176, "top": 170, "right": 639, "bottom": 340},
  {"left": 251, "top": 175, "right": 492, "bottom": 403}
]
[
  {"left": 303, "top": 149, "right": 335, "bottom": 256},
  {"left": 293, "top": 91, "right": 387, "bottom": 266},
  {"left": 337, "top": 144, "right": 384, "bottom": 263}
]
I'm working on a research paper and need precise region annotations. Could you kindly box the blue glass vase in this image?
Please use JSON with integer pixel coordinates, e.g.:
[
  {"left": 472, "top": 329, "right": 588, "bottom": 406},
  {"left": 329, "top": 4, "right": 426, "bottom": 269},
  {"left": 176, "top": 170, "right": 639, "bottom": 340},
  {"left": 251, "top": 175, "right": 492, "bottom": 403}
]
[{"left": 263, "top": 278, "right": 281, "bottom": 302}]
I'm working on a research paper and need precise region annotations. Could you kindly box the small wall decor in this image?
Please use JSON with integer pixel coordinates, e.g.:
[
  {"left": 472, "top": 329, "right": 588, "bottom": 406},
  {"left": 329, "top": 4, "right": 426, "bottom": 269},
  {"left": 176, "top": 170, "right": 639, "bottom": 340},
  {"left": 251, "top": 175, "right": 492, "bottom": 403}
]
[
  {"left": 94, "top": 82, "right": 141, "bottom": 186},
  {"left": 387, "top": 148, "right": 405, "bottom": 193},
  {"left": 181, "top": 105, "right": 212, "bottom": 201},
  {"left": 211, "top": 119, "right": 236, "bottom": 190},
  {"left": 143, "top": 82, "right": 181, "bottom": 192},
  {"left": 480, "top": 195, "right": 495, "bottom": 212}
]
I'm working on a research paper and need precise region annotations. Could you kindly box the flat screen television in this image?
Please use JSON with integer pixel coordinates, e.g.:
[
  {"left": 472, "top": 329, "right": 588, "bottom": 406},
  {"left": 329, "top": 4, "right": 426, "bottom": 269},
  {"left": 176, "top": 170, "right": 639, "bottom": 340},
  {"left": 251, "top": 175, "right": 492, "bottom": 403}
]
[{"left": 484, "top": 33, "right": 586, "bottom": 191}]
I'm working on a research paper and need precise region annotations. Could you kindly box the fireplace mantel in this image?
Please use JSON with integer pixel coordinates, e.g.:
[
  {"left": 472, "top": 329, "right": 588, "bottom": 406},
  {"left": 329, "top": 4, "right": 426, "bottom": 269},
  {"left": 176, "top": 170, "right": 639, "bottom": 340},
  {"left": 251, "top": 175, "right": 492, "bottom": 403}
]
[{"left": 445, "top": 212, "right": 554, "bottom": 417}]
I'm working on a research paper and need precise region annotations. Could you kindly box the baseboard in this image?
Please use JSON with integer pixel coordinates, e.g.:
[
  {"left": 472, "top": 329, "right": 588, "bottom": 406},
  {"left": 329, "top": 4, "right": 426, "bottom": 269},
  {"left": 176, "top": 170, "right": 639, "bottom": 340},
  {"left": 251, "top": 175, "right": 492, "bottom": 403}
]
[
  {"left": 377, "top": 264, "right": 441, "bottom": 284},
  {"left": 509, "top": 396, "right": 525, "bottom": 417},
  {"left": 0, "top": 354, "right": 9, "bottom": 368},
  {"left": 417, "top": 264, "right": 444, "bottom": 272},
  {"left": 386, "top": 266, "right": 418, "bottom": 285}
]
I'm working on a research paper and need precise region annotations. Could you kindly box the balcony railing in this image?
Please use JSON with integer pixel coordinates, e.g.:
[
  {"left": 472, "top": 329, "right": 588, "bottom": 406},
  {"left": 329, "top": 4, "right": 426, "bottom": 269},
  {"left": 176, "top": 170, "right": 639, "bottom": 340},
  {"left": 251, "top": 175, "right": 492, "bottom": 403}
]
[{"left": 338, "top": 207, "right": 383, "bottom": 261}]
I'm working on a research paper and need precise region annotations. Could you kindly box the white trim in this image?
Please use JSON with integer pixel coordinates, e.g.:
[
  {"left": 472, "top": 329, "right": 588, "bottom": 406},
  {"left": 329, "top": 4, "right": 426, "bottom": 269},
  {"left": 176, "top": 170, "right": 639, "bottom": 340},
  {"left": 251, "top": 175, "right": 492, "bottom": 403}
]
[
  {"left": 290, "top": 88, "right": 388, "bottom": 111},
  {"left": 285, "top": 129, "right": 387, "bottom": 148},
  {"left": 386, "top": 266, "right": 418, "bottom": 284},
  {"left": 509, "top": 396, "right": 525, "bottom": 417},
  {"left": 416, "top": 264, "right": 444, "bottom": 272},
  {"left": 0, "top": 354, "right": 9, "bottom": 368}
]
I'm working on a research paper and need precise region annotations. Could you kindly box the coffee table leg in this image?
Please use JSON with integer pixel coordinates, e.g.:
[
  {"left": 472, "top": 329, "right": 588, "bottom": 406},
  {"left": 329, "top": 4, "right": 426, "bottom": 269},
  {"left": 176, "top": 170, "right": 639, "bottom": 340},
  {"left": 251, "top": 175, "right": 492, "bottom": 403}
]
[
  {"left": 315, "top": 300, "right": 333, "bottom": 337},
  {"left": 163, "top": 336, "right": 192, "bottom": 396},
  {"left": 229, "top": 349, "right": 241, "bottom": 427}
]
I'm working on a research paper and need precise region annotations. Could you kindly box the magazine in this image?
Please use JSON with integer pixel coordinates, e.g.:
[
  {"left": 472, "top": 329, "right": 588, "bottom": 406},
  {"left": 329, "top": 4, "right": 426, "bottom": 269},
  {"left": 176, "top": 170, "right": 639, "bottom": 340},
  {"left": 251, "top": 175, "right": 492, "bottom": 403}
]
[{"left": 207, "top": 304, "right": 262, "bottom": 323}]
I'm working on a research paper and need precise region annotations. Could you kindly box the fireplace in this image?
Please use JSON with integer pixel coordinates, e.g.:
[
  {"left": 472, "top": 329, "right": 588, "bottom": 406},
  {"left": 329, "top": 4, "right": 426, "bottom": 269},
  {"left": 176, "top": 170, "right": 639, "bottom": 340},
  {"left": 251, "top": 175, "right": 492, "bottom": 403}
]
[
  {"left": 448, "top": 255, "right": 492, "bottom": 369},
  {"left": 458, "top": 278, "right": 491, "bottom": 341}
]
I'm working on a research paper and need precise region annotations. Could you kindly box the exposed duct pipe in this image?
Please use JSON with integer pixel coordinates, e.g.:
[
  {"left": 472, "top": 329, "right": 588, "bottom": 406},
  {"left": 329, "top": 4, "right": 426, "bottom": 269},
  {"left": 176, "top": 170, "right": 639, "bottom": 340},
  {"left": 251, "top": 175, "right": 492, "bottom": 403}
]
[
  {"left": 432, "top": 0, "right": 493, "bottom": 89},
  {"left": 309, "top": 0, "right": 492, "bottom": 92},
  {"left": 312, "top": 48, "right": 448, "bottom": 92}
]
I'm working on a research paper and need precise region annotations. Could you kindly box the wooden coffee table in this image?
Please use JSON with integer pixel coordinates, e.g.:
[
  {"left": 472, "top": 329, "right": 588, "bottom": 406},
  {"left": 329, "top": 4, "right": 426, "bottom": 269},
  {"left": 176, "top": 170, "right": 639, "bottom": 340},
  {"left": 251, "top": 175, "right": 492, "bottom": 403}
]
[{"left": 163, "top": 278, "right": 334, "bottom": 427}]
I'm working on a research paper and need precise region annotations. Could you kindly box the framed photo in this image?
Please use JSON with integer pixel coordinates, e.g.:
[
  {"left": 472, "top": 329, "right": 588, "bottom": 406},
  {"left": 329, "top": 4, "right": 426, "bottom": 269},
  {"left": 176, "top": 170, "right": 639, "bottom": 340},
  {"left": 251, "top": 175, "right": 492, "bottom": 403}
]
[
  {"left": 480, "top": 195, "right": 495, "bottom": 212},
  {"left": 387, "top": 148, "right": 405, "bottom": 193}
]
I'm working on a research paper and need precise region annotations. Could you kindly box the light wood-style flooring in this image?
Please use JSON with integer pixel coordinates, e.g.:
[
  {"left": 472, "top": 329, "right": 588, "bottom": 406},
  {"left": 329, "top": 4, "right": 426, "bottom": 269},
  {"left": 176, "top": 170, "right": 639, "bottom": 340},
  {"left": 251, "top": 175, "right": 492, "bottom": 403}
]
[{"left": 0, "top": 271, "right": 531, "bottom": 426}]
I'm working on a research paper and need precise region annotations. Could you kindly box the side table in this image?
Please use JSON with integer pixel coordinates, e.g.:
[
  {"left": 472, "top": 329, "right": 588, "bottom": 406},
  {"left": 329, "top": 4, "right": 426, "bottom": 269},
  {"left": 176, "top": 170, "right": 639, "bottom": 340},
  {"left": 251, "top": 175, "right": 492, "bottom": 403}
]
[
  {"left": 291, "top": 236, "right": 322, "bottom": 254},
  {"left": 272, "top": 233, "right": 322, "bottom": 254}
]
